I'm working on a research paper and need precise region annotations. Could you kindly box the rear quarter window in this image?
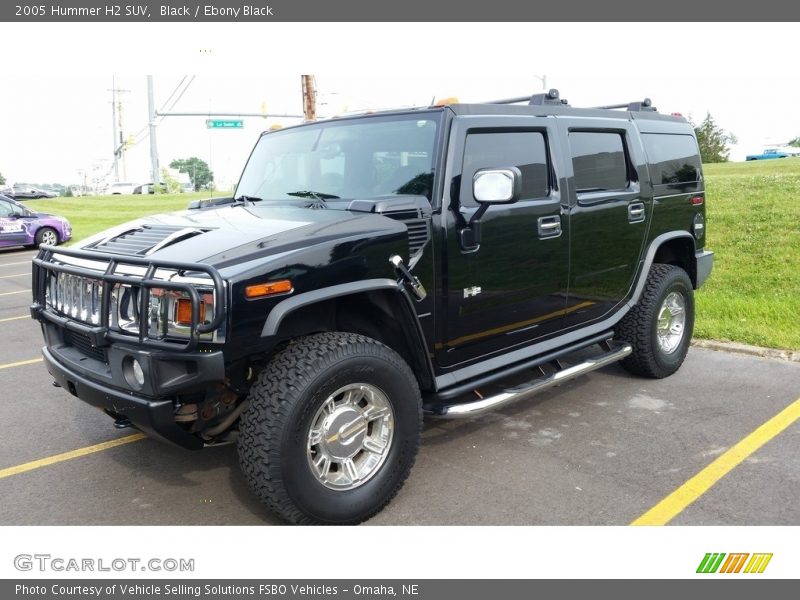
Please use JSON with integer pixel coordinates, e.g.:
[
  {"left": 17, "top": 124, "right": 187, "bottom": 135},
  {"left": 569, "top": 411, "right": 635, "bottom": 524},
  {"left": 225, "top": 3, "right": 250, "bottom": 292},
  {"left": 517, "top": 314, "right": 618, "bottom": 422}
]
[{"left": 642, "top": 133, "right": 702, "bottom": 190}]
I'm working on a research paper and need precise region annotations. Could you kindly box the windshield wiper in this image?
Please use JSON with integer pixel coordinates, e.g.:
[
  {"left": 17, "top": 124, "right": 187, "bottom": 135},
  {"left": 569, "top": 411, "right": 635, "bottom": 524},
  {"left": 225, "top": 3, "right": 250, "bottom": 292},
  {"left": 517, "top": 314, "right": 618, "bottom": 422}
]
[
  {"left": 286, "top": 190, "right": 340, "bottom": 202},
  {"left": 231, "top": 195, "right": 264, "bottom": 206}
]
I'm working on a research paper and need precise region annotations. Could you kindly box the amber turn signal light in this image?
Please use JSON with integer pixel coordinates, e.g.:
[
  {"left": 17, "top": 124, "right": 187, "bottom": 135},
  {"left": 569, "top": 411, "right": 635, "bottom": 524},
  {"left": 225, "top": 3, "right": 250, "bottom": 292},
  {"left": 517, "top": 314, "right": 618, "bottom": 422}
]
[
  {"left": 175, "top": 298, "right": 206, "bottom": 325},
  {"left": 245, "top": 279, "right": 293, "bottom": 299}
]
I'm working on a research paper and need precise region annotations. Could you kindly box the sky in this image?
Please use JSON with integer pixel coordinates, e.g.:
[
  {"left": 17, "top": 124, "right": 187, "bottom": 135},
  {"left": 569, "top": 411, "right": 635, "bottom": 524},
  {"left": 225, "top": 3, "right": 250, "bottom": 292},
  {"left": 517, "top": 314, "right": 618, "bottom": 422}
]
[{"left": 1, "top": 23, "right": 799, "bottom": 190}]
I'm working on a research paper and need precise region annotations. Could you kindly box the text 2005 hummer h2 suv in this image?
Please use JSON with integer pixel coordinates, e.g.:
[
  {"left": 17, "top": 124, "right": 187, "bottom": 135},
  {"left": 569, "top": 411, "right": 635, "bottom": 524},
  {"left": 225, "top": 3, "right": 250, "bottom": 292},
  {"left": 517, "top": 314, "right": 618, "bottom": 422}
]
[{"left": 31, "top": 90, "right": 713, "bottom": 524}]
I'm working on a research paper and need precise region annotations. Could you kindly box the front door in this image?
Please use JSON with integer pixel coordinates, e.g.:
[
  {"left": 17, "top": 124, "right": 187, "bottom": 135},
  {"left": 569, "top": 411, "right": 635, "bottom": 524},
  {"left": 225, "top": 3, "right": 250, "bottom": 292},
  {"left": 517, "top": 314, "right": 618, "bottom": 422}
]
[
  {"left": 0, "top": 199, "right": 28, "bottom": 248},
  {"left": 438, "top": 116, "right": 570, "bottom": 368}
]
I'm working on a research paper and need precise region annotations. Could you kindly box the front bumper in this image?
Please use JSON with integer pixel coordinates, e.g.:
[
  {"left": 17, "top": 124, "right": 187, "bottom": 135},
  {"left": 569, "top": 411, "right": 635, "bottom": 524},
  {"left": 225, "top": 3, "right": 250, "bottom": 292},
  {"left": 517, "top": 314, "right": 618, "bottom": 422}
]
[
  {"left": 41, "top": 332, "right": 225, "bottom": 450},
  {"left": 695, "top": 250, "right": 714, "bottom": 289}
]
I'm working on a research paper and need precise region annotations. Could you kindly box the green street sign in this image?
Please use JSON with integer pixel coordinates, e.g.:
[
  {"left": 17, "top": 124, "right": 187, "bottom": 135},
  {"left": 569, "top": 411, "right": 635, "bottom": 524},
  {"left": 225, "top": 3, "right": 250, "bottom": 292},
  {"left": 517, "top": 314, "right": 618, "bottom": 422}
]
[{"left": 206, "top": 119, "right": 244, "bottom": 129}]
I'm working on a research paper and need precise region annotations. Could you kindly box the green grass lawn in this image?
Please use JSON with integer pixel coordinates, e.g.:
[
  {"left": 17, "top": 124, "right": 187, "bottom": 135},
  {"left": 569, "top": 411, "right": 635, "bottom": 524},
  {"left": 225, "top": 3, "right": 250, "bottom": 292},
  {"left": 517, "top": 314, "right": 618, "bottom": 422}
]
[
  {"left": 695, "top": 159, "right": 800, "bottom": 350},
  {"left": 20, "top": 163, "right": 800, "bottom": 350},
  {"left": 24, "top": 191, "right": 229, "bottom": 243}
]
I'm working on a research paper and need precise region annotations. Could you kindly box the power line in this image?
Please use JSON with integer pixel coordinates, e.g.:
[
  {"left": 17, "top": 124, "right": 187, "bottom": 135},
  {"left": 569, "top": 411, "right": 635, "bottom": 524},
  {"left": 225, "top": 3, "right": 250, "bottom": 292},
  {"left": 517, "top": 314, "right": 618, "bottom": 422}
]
[
  {"left": 129, "top": 76, "right": 194, "bottom": 146},
  {"left": 164, "top": 75, "right": 195, "bottom": 114}
]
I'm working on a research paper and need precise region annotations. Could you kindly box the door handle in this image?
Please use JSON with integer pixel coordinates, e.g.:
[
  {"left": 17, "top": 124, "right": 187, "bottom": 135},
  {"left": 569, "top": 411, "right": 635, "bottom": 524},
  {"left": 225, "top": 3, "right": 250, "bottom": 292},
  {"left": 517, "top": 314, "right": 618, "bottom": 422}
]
[
  {"left": 628, "top": 202, "right": 646, "bottom": 223},
  {"left": 537, "top": 215, "right": 562, "bottom": 238}
]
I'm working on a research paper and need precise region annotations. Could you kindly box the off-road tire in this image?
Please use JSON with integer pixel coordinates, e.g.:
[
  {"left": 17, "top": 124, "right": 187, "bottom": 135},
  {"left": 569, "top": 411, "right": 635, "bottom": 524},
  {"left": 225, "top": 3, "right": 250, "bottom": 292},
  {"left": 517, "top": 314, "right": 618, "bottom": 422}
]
[
  {"left": 614, "top": 263, "right": 694, "bottom": 379},
  {"left": 237, "top": 332, "right": 422, "bottom": 524}
]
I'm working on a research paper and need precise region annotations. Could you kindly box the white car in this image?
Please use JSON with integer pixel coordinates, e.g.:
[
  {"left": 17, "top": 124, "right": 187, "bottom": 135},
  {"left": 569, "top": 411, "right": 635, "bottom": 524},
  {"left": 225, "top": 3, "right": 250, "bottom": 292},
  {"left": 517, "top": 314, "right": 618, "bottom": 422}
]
[{"left": 107, "top": 182, "right": 139, "bottom": 195}]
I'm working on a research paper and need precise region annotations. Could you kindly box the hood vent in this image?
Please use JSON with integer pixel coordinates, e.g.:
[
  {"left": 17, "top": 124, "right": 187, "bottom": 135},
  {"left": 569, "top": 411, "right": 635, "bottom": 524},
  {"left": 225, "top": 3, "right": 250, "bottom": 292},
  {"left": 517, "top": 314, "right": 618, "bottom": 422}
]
[
  {"left": 88, "top": 224, "right": 208, "bottom": 256},
  {"left": 347, "top": 195, "right": 432, "bottom": 261},
  {"left": 382, "top": 210, "right": 430, "bottom": 258}
]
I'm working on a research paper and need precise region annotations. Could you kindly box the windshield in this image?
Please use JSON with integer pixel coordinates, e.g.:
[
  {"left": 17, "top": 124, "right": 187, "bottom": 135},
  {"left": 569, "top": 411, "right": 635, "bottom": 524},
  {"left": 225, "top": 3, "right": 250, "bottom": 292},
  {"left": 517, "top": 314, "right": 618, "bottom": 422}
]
[{"left": 235, "top": 112, "right": 440, "bottom": 203}]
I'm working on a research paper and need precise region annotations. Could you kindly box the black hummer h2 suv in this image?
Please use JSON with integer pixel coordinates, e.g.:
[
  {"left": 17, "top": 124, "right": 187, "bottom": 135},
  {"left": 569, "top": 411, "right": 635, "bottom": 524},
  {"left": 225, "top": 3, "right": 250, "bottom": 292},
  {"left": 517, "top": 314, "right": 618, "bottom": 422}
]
[{"left": 31, "top": 90, "right": 713, "bottom": 524}]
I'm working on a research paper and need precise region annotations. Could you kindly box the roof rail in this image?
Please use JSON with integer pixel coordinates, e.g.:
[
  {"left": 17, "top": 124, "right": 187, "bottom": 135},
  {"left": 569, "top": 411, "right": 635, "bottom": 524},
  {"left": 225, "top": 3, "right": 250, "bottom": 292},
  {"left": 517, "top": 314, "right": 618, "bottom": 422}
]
[
  {"left": 592, "top": 98, "right": 657, "bottom": 112},
  {"left": 485, "top": 89, "right": 569, "bottom": 107}
]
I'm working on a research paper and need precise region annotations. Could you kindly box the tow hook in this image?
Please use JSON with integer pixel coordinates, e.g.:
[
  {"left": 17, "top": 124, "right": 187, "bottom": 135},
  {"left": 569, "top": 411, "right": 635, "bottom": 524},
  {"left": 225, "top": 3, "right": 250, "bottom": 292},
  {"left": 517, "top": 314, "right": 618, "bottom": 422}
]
[{"left": 390, "top": 255, "right": 426, "bottom": 301}]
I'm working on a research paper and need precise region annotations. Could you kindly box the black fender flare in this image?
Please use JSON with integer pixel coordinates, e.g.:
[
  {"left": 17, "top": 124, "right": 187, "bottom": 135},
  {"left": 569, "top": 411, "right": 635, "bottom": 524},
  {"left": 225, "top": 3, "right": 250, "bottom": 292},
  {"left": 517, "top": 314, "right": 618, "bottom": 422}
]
[
  {"left": 629, "top": 231, "right": 696, "bottom": 307},
  {"left": 260, "top": 279, "right": 435, "bottom": 390}
]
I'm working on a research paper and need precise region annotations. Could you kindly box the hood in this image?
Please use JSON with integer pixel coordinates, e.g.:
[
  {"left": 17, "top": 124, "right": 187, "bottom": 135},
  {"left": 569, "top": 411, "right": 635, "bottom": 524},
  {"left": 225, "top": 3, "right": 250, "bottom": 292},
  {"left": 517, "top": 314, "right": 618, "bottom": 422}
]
[{"left": 76, "top": 204, "right": 407, "bottom": 267}]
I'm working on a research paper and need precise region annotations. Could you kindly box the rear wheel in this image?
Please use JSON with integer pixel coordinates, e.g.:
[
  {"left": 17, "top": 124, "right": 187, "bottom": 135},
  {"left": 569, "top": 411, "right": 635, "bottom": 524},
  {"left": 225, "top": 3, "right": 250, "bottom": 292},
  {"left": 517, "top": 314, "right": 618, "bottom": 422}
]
[
  {"left": 615, "top": 263, "right": 694, "bottom": 378},
  {"left": 35, "top": 227, "right": 58, "bottom": 247},
  {"left": 237, "top": 332, "right": 422, "bottom": 524}
]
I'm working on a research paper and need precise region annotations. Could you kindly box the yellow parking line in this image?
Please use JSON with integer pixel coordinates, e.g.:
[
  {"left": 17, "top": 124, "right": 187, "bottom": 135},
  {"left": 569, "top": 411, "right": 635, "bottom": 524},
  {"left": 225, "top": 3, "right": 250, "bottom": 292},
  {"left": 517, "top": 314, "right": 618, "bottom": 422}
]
[
  {"left": 0, "top": 434, "right": 146, "bottom": 480},
  {"left": 0, "top": 273, "right": 28, "bottom": 278},
  {"left": 632, "top": 397, "right": 800, "bottom": 525},
  {"left": 0, "top": 289, "right": 29, "bottom": 296},
  {"left": 0, "top": 315, "right": 28, "bottom": 323},
  {"left": 0, "top": 358, "right": 43, "bottom": 370}
]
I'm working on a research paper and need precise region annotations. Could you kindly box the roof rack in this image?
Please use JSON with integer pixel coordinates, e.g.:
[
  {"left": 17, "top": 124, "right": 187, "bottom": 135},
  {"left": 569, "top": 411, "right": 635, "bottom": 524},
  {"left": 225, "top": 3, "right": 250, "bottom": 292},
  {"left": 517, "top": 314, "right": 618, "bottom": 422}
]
[
  {"left": 481, "top": 90, "right": 658, "bottom": 113},
  {"left": 591, "top": 98, "right": 657, "bottom": 112},
  {"left": 485, "top": 89, "right": 569, "bottom": 107}
]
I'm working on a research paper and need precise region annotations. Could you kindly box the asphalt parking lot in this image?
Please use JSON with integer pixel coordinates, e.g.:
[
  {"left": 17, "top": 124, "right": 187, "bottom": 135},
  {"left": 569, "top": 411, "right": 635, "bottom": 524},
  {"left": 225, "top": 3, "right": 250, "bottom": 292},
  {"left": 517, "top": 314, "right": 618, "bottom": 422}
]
[{"left": 1, "top": 246, "right": 798, "bottom": 525}]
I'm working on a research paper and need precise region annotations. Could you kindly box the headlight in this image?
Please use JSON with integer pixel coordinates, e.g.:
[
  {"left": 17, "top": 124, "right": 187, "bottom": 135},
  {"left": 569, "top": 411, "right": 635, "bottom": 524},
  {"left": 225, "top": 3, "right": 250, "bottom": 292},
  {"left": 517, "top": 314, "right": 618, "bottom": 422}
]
[{"left": 149, "top": 287, "right": 215, "bottom": 340}]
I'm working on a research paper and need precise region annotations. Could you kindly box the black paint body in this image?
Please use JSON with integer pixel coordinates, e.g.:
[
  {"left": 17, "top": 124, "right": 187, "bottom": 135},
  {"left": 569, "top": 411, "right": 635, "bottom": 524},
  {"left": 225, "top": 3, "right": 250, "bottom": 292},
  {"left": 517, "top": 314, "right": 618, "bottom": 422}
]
[{"left": 31, "top": 101, "right": 712, "bottom": 448}]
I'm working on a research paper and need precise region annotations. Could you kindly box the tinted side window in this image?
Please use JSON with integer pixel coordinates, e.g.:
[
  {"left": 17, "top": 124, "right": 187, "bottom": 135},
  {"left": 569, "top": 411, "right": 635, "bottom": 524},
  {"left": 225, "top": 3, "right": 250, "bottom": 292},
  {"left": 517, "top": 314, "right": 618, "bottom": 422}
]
[
  {"left": 461, "top": 131, "right": 549, "bottom": 207},
  {"left": 642, "top": 133, "right": 701, "bottom": 186},
  {"left": 570, "top": 131, "right": 628, "bottom": 192}
]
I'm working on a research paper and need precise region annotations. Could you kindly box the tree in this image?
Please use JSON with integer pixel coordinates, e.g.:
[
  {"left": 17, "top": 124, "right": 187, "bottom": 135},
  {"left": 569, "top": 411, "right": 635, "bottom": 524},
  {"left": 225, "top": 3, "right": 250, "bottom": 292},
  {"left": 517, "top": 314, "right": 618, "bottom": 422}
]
[
  {"left": 160, "top": 168, "right": 181, "bottom": 194},
  {"left": 693, "top": 113, "right": 736, "bottom": 163},
  {"left": 0, "top": 172, "right": 5, "bottom": 185},
  {"left": 169, "top": 157, "right": 213, "bottom": 191},
  {"left": 788, "top": 137, "right": 800, "bottom": 148}
]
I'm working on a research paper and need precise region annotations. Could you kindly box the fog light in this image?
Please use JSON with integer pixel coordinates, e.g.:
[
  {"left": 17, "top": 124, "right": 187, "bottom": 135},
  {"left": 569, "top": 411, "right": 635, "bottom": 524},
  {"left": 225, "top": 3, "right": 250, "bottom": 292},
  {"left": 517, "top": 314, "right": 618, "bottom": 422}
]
[{"left": 123, "top": 357, "right": 145, "bottom": 389}]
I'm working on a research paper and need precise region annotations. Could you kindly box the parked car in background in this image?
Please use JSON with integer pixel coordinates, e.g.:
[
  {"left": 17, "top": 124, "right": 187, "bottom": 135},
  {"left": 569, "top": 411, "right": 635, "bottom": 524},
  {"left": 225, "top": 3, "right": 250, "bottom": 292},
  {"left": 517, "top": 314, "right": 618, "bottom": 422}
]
[
  {"left": 133, "top": 183, "right": 156, "bottom": 194},
  {"left": 0, "top": 194, "right": 71, "bottom": 248},
  {"left": 107, "top": 182, "right": 139, "bottom": 195},
  {"left": 12, "top": 185, "right": 58, "bottom": 199},
  {"left": 746, "top": 148, "right": 791, "bottom": 161}
]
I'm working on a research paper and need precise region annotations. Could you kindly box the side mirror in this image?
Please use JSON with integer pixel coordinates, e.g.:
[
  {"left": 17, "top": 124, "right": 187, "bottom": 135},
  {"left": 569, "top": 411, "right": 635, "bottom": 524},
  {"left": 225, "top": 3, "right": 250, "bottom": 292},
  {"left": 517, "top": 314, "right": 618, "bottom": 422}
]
[
  {"left": 473, "top": 168, "right": 521, "bottom": 204},
  {"left": 459, "top": 167, "right": 521, "bottom": 250}
]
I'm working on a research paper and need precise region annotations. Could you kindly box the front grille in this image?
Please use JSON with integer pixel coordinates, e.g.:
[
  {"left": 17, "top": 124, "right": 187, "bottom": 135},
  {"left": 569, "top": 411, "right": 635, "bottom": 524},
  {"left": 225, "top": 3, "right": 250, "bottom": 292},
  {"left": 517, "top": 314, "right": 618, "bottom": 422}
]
[
  {"left": 48, "top": 272, "right": 105, "bottom": 325},
  {"left": 33, "top": 244, "right": 227, "bottom": 352},
  {"left": 63, "top": 330, "right": 107, "bottom": 362}
]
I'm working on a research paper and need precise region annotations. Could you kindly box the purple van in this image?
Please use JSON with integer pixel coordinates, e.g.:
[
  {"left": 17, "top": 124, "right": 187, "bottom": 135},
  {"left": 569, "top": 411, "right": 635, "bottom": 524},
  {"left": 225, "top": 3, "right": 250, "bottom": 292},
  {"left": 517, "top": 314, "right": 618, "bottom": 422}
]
[{"left": 0, "top": 193, "right": 71, "bottom": 249}]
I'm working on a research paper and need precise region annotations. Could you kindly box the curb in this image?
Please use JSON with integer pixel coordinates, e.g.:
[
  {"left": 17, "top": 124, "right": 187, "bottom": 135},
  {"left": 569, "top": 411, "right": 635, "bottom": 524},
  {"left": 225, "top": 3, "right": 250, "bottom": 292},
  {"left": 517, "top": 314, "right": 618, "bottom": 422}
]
[{"left": 691, "top": 339, "right": 800, "bottom": 363}]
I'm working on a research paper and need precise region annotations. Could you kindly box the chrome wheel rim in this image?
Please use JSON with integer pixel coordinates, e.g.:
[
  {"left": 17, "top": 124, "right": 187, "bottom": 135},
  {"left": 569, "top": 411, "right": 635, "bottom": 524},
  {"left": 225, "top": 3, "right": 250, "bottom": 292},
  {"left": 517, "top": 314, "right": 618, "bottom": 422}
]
[
  {"left": 307, "top": 383, "right": 394, "bottom": 491},
  {"left": 656, "top": 291, "right": 686, "bottom": 354},
  {"left": 41, "top": 230, "right": 57, "bottom": 246}
]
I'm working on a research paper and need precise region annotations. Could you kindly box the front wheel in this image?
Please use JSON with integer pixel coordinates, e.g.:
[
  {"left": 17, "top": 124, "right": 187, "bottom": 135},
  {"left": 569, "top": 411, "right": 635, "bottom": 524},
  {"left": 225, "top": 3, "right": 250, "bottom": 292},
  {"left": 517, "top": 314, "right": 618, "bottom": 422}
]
[
  {"left": 237, "top": 332, "right": 422, "bottom": 524},
  {"left": 35, "top": 227, "right": 59, "bottom": 247},
  {"left": 615, "top": 263, "right": 695, "bottom": 378}
]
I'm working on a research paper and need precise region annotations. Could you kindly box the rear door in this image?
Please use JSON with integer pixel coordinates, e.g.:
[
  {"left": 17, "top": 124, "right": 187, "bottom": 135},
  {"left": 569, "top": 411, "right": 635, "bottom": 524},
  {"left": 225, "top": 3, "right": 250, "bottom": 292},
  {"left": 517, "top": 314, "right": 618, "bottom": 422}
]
[{"left": 559, "top": 118, "right": 652, "bottom": 326}]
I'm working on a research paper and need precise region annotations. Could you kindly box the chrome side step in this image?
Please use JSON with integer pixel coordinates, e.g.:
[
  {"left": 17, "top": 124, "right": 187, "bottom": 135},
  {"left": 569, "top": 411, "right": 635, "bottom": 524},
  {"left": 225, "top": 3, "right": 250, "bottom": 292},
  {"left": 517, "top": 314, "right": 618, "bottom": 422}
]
[{"left": 428, "top": 341, "right": 632, "bottom": 419}]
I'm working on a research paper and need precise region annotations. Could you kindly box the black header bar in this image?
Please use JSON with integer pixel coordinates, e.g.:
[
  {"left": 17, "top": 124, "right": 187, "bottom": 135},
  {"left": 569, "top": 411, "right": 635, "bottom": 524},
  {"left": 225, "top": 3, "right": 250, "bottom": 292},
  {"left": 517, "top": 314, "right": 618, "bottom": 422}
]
[{"left": 3, "top": 0, "right": 800, "bottom": 22}]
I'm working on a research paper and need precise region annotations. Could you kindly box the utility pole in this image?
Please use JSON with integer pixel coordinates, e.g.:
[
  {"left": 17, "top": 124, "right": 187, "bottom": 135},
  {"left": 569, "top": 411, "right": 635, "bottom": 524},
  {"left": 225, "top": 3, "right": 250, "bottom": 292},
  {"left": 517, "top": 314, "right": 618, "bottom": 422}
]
[
  {"left": 108, "top": 77, "right": 130, "bottom": 182},
  {"left": 111, "top": 76, "right": 119, "bottom": 181},
  {"left": 147, "top": 76, "right": 161, "bottom": 188},
  {"left": 301, "top": 75, "right": 317, "bottom": 121}
]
